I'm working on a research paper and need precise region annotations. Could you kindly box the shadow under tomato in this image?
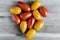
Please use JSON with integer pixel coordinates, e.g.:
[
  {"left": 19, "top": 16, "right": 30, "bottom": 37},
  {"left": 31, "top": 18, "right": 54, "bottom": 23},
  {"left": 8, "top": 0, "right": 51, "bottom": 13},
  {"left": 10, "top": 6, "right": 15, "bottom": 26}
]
[
  {"left": 15, "top": 24, "right": 29, "bottom": 38},
  {"left": 27, "top": 1, "right": 33, "bottom": 6}
]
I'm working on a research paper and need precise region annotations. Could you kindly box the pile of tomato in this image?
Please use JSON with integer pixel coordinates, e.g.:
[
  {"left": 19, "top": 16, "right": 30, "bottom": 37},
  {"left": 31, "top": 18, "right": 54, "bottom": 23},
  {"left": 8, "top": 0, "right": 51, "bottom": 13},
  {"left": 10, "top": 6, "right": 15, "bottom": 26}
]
[{"left": 10, "top": 0, "right": 48, "bottom": 40}]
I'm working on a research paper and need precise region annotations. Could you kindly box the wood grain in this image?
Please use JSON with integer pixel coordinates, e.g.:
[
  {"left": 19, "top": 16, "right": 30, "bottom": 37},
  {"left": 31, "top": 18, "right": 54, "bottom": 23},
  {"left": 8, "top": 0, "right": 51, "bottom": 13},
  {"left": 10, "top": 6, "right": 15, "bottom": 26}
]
[{"left": 0, "top": 0, "right": 60, "bottom": 40}]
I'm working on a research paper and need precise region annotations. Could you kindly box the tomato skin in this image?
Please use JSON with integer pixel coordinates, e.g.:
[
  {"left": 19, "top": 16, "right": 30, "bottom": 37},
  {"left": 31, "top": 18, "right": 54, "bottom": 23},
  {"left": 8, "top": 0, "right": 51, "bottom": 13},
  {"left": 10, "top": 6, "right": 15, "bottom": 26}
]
[
  {"left": 20, "top": 12, "right": 32, "bottom": 20},
  {"left": 12, "top": 15, "right": 20, "bottom": 24},
  {"left": 39, "top": 6, "right": 48, "bottom": 17},
  {"left": 31, "top": 1, "right": 41, "bottom": 10},
  {"left": 34, "top": 20, "right": 44, "bottom": 31},
  {"left": 10, "top": 6, "right": 21, "bottom": 14},
  {"left": 33, "top": 10, "right": 41, "bottom": 20},
  {"left": 20, "top": 21, "right": 27, "bottom": 33},
  {"left": 28, "top": 17, "right": 35, "bottom": 29},
  {"left": 26, "top": 29, "right": 36, "bottom": 39},
  {"left": 17, "top": 1, "right": 30, "bottom": 11}
]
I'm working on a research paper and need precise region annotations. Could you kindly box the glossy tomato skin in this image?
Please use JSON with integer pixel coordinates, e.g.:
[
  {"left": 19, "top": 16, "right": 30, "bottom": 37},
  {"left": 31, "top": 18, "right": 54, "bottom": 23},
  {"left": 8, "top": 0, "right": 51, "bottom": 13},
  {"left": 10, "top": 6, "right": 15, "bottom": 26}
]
[
  {"left": 10, "top": 6, "right": 21, "bottom": 14},
  {"left": 20, "top": 12, "right": 32, "bottom": 20},
  {"left": 28, "top": 17, "right": 35, "bottom": 29},
  {"left": 33, "top": 10, "right": 41, "bottom": 20},
  {"left": 20, "top": 21, "right": 27, "bottom": 33},
  {"left": 26, "top": 29, "right": 36, "bottom": 39},
  {"left": 39, "top": 6, "right": 48, "bottom": 17},
  {"left": 12, "top": 15, "right": 20, "bottom": 24},
  {"left": 17, "top": 1, "right": 30, "bottom": 11},
  {"left": 31, "top": 1, "right": 41, "bottom": 10},
  {"left": 34, "top": 20, "right": 44, "bottom": 31}
]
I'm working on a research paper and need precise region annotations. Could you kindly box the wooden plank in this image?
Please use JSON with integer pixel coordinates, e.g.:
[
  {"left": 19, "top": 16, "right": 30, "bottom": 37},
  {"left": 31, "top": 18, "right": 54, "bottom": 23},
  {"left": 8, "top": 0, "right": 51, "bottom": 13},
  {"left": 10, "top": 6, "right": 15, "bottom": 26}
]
[
  {"left": 32, "top": 37, "right": 60, "bottom": 40},
  {"left": 0, "top": 5, "right": 60, "bottom": 16},
  {"left": 0, "top": 0, "right": 60, "bottom": 16},
  {"left": 0, "top": 23, "right": 60, "bottom": 33},
  {"left": 1, "top": 35, "right": 60, "bottom": 40},
  {"left": 0, "top": 0, "right": 60, "bottom": 5},
  {"left": 1, "top": 33, "right": 60, "bottom": 37},
  {"left": 0, "top": 13, "right": 60, "bottom": 24},
  {"left": 0, "top": 17, "right": 13, "bottom": 23},
  {"left": 0, "top": 24, "right": 19, "bottom": 34},
  {"left": 1, "top": 33, "right": 60, "bottom": 40}
]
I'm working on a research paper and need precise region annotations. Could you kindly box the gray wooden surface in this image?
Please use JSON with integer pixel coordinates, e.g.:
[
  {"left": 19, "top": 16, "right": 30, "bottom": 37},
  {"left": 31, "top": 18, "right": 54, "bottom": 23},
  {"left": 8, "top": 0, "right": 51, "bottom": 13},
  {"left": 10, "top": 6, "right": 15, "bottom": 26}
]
[{"left": 0, "top": 0, "right": 60, "bottom": 40}]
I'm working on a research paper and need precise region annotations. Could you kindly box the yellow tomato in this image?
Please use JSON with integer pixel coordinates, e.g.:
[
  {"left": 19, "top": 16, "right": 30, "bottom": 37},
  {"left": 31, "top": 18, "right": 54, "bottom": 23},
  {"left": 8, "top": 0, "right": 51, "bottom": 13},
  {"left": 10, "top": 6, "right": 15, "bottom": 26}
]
[
  {"left": 34, "top": 20, "right": 44, "bottom": 31},
  {"left": 33, "top": 10, "right": 41, "bottom": 20},
  {"left": 31, "top": 1, "right": 41, "bottom": 10},
  {"left": 10, "top": 6, "right": 21, "bottom": 14},
  {"left": 20, "top": 21, "right": 27, "bottom": 33},
  {"left": 26, "top": 29, "right": 36, "bottom": 39}
]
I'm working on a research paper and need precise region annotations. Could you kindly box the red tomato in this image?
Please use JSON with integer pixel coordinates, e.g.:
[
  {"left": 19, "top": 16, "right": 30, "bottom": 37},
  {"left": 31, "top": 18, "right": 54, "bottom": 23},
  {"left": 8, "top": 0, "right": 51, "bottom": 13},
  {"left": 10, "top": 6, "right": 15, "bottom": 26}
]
[
  {"left": 39, "top": 6, "right": 48, "bottom": 17},
  {"left": 28, "top": 17, "right": 35, "bottom": 29},
  {"left": 12, "top": 15, "right": 20, "bottom": 24},
  {"left": 20, "top": 12, "right": 32, "bottom": 20},
  {"left": 17, "top": 1, "right": 30, "bottom": 11}
]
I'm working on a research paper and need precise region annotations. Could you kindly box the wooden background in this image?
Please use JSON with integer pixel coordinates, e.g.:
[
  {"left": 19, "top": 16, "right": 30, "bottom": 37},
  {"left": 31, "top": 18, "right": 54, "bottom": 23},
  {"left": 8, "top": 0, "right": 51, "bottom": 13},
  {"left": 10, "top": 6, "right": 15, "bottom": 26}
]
[{"left": 0, "top": 0, "right": 60, "bottom": 40}]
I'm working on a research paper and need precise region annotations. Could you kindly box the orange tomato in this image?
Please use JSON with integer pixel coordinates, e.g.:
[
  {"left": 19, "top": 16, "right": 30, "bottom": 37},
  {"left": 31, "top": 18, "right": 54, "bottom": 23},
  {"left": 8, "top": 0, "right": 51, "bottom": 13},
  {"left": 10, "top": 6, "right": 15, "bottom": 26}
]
[
  {"left": 12, "top": 15, "right": 20, "bottom": 24},
  {"left": 34, "top": 20, "right": 44, "bottom": 31}
]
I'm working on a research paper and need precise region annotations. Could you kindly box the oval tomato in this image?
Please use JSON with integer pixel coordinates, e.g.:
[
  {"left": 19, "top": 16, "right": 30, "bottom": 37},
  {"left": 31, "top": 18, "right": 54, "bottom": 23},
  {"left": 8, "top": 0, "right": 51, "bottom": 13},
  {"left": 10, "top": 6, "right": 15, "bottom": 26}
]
[
  {"left": 10, "top": 6, "right": 21, "bottom": 14},
  {"left": 20, "top": 12, "right": 32, "bottom": 20},
  {"left": 33, "top": 10, "right": 41, "bottom": 20},
  {"left": 31, "top": 1, "right": 41, "bottom": 10},
  {"left": 12, "top": 15, "right": 20, "bottom": 24},
  {"left": 39, "top": 6, "right": 48, "bottom": 17},
  {"left": 28, "top": 17, "right": 35, "bottom": 29},
  {"left": 26, "top": 29, "right": 36, "bottom": 39},
  {"left": 20, "top": 21, "right": 27, "bottom": 33},
  {"left": 17, "top": 1, "right": 30, "bottom": 11},
  {"left": 34, "top": 20, "right": 44, "bottom": 31}
]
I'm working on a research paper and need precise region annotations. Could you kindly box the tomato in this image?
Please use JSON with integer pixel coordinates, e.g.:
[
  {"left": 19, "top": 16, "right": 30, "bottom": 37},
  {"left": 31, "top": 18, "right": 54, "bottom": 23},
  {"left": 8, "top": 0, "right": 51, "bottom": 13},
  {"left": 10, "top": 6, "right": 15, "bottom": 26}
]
[
  {"left": 39, "top": 6, "right": 48, "bottom": 17},
  {"left": 28, "top": 17, "right": 35, "bottom": 29},
  {"left": 34, "top": 20, "right": 44, "bottom": 31},
  {"left": 12, "top": 15, "right": 20, "bottom": 24},
  {"left": 20, "top": 12, "right": 32, "bottom": 20},
  {"left": 31, "top": 1, "right": 41, "bottom": 10},
  {"left": 10, "top": 6, "right": 21, "bottom": 14},
  {"left": 20, "top": 21, "right": 27, "bottom": 33},
  {"left": 33, "top": 10, "right": 41, "bottom": 20},
  {"left": 26, "top": 29, "right": 36, "bottom": 39},
  {"left": 17, "top": 1, "right": 30, "bottom": 11}
]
